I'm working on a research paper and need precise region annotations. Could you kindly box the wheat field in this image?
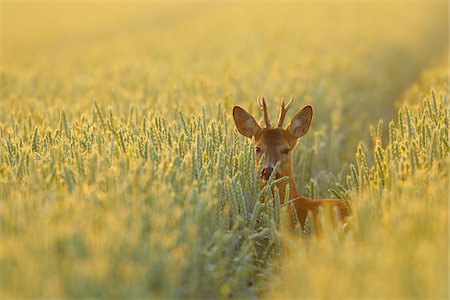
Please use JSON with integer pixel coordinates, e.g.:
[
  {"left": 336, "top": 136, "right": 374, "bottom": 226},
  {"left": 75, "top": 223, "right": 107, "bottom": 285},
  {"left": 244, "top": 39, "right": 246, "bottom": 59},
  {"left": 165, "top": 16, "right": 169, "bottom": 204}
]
[{"left": 0, "top": 2, "right": 448, "bottom": 299}]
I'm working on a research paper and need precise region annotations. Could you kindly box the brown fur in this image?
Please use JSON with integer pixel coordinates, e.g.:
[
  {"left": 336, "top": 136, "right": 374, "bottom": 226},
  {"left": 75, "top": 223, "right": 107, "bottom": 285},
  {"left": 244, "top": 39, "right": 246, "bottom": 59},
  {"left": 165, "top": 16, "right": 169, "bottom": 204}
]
[{"left": 233, "top": 104, "right": 350, "bottom": 233}]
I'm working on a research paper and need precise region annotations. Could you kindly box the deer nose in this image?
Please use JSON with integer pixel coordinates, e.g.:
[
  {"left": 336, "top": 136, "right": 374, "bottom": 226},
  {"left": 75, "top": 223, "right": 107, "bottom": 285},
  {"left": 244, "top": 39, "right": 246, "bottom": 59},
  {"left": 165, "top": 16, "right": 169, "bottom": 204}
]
[{"left": 261, "top": 167, "right": 274, "bottom": 181}]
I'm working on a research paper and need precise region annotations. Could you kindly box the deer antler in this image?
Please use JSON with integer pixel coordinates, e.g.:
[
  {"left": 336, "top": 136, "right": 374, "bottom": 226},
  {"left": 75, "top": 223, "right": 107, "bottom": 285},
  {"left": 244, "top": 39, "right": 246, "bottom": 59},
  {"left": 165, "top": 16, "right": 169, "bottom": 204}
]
[
  {"left": 257, "top": 96, "right": 271, "bottom": 128},
  {"left": 277, "top": 96, "right": 293, "bottom": 127}
]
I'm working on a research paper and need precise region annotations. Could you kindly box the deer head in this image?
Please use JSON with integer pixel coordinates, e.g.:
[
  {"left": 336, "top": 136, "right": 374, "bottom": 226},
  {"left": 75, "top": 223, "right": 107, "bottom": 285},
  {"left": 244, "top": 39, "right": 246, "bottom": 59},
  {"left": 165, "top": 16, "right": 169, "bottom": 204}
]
[{"left": 232, "top": 97, "right": 313, "bottom": 190}]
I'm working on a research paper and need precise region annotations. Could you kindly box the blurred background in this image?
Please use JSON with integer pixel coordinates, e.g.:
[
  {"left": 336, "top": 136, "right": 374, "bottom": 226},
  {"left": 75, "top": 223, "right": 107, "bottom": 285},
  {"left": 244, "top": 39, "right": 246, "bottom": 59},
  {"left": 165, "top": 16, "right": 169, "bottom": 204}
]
[{"left": 2, "top": 2, "right": 447, "bottom": 110}]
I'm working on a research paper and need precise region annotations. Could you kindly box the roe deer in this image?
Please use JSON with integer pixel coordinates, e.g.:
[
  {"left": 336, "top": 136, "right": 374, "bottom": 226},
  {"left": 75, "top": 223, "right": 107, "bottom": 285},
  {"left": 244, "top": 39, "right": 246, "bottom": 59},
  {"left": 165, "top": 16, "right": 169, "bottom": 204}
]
[{"left": 232, "top": 97, "right": 350, "bottom": 232}]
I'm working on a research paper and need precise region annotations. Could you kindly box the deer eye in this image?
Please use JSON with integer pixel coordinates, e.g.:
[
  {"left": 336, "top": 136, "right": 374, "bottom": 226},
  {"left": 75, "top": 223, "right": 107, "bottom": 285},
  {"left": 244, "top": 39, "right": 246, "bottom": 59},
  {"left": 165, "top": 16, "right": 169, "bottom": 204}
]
[
  {"left": 255, "top": 146, "right": 262, "bottom": 154},
  {"left": 282, "top": 148, "right": 290, "bottom": 155}
]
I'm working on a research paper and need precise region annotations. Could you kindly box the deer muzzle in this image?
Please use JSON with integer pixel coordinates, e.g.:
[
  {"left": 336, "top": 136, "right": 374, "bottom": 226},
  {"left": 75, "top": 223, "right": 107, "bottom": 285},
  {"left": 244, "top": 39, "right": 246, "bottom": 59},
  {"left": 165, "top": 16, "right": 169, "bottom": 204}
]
[{"left": 261, "top": 167, "right": 280, "bottom": 181}]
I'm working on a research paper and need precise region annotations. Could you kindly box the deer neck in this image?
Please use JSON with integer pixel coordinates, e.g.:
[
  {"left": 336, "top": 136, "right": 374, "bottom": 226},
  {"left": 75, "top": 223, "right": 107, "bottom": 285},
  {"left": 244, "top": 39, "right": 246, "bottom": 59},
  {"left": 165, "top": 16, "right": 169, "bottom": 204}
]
[{"left": 277, "top": 165, "right": 300, "bottom": 203}]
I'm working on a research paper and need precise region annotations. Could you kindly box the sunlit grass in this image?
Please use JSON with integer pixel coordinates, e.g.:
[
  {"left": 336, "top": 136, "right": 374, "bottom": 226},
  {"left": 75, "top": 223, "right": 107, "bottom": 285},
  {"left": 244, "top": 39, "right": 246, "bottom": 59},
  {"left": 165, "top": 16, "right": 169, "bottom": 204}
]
[
  {"left": 0, "top": 2, "right": 448, "bottom": 299},
  {"left": 268, "top": 90, "right": 448, "bottom": 299}
]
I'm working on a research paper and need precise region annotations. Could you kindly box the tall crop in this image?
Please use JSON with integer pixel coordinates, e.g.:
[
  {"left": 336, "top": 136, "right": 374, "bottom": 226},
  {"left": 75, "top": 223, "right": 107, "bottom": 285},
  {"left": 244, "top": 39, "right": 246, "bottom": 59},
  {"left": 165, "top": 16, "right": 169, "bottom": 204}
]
[
  {"left": 0, "top": 2, "right": 447, "bottom": 298},
  {"left": 267, "top": 88, "right": 449, "bottom": 299},
  {"left": 0, "top": 104, "right": 292, "bottom": 298}
]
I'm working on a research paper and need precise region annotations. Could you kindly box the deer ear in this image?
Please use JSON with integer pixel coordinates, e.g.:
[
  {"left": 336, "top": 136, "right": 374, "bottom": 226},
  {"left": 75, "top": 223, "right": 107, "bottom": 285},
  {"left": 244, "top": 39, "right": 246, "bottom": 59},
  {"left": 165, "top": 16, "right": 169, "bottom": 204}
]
[
  {"left": 286, "top": 105, "right": 313, "bottom": 139},
  {"left": 233, "top": 106, "right": 261, "bottom": 138}
]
